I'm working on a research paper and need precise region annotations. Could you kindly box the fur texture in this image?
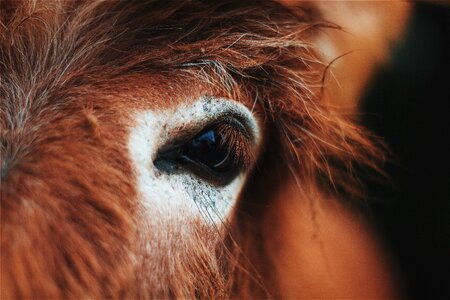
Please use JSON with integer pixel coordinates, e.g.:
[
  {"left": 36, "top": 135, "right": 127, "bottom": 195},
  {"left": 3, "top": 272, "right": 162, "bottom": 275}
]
[{"left": 1, "top": 0, "right": 391, "bottom": 298}]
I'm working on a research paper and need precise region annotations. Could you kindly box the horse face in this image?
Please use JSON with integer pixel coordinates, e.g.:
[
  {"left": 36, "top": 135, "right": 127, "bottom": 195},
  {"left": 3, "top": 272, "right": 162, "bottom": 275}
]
[{"left": 0, "top": 0, "right": 410, "bottom": 298}]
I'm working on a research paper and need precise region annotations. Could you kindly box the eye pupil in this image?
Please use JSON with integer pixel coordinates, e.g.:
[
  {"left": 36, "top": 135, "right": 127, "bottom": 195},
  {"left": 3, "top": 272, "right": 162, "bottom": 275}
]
[{"left": 183, "top": 129, "right": 230, "bottom": 169}]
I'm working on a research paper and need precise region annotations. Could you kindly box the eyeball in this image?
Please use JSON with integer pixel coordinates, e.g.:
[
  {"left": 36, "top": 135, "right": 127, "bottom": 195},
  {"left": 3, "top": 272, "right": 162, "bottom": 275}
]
[{"left": 154, "top": 118, "right": 252, "bottom": 186}]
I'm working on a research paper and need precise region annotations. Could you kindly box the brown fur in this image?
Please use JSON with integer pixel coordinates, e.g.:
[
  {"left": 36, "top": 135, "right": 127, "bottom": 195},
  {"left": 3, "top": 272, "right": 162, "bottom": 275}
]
[{"left": 1, "top": 0, "right": 405, "bottom": 298}]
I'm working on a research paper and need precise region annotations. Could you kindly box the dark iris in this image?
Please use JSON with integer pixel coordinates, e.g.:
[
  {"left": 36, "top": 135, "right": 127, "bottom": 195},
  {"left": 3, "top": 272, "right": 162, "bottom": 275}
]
[
  {"left": 182, "top": 129, "right": 231, "bottom": 169},
  {"left": 154, "top": 124, "right": 243, "bottom": 185}
]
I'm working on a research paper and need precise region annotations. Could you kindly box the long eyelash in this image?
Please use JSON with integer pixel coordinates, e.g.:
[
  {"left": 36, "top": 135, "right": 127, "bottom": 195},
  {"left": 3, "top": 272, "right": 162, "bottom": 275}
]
[{"left": 216, "top": 123, "right": 255, "bottom": 170}]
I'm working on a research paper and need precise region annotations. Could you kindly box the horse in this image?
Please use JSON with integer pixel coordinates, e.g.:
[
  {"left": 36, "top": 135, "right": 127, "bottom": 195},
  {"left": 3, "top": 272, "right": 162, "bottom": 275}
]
[{"left": 0, "top": 1, "right": 410, "bottom": 298}]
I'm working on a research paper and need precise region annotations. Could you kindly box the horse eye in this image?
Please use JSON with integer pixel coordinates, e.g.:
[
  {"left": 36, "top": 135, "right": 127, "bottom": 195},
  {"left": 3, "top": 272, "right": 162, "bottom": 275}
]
[{"left": 154, "top": 122, "right": 248, "bottom": 185}]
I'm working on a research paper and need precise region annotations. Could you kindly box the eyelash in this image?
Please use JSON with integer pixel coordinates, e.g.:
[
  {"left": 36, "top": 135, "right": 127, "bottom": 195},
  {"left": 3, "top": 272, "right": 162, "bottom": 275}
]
[{"left": 213, "top": 122, "right": 254, "bottom": 170}]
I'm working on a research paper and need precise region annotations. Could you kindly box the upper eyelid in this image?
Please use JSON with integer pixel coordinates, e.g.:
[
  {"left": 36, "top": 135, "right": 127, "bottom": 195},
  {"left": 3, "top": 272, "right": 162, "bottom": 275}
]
[
  {"left": 155, "top": 96, "right": 261, "bottom": 152},
  {"left": 162, "top": 113, "right": 252, "bottom": 150}
]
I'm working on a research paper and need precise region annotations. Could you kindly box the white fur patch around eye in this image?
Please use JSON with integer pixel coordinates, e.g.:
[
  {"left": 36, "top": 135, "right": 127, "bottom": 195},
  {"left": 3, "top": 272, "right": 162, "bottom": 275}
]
[{"left": 128, "top": 96, "right": 260, "bottom": 225}]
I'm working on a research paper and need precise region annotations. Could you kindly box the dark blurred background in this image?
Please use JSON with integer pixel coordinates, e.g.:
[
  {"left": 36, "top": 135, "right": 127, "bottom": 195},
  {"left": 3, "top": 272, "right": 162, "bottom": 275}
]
[{"left": 361, "top": 2, "right": 450, "bottom": 299}]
